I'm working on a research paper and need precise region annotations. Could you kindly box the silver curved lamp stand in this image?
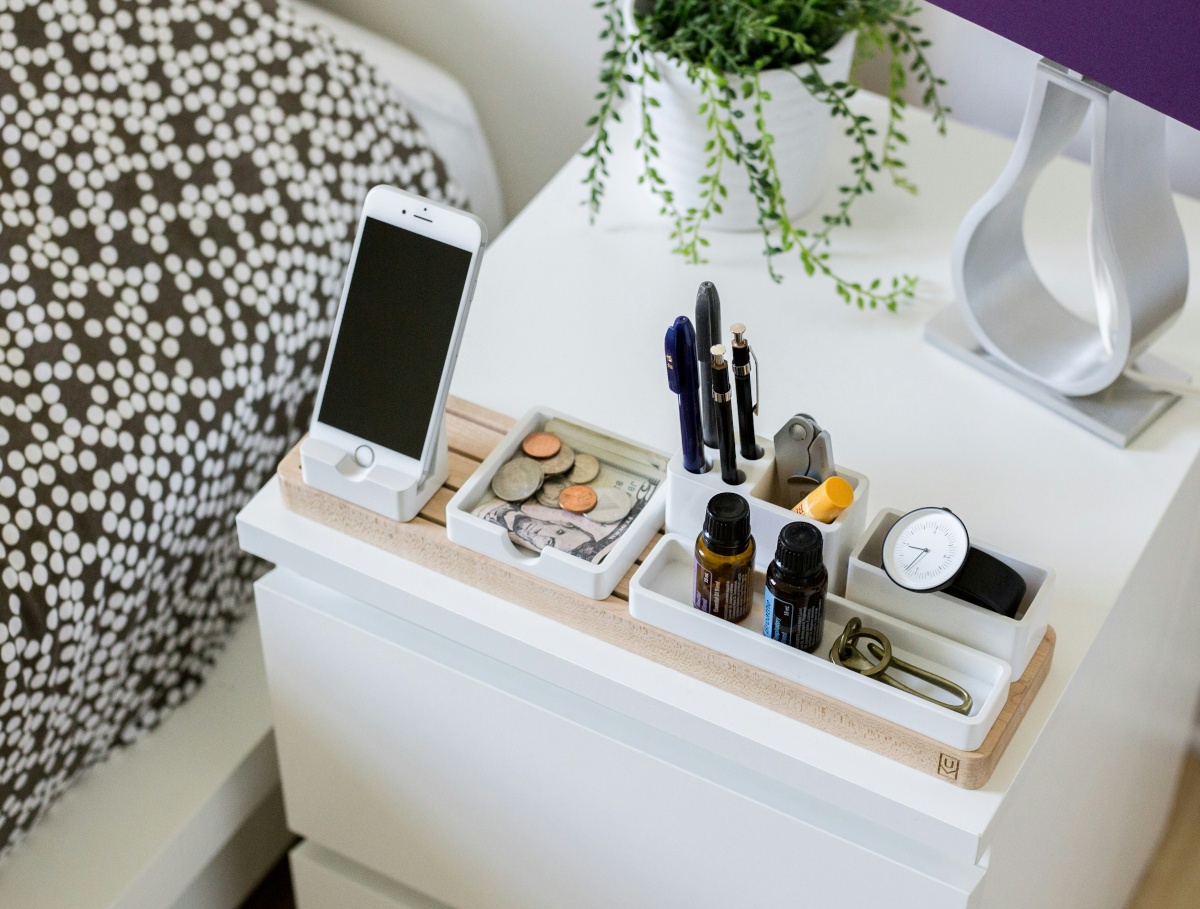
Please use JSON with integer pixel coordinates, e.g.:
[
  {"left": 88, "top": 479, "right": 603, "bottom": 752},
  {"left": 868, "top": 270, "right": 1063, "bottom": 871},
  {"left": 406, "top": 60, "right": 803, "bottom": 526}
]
[{"left": 926, "top": 59, "right": 1190, "bottom": 446}]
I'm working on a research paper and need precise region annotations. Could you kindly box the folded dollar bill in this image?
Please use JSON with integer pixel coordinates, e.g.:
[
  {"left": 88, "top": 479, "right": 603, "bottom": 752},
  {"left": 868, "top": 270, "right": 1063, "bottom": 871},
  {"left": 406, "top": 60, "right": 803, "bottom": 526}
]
[{"left": 472, "top": 418, "right": 667, "bottom": 564}]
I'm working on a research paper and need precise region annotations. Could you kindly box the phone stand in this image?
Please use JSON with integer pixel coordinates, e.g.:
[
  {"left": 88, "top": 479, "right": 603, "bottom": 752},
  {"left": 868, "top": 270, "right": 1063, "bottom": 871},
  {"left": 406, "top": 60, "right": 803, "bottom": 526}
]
[{"left": 299, "top": 423, "right": 449, "bottom": 523}]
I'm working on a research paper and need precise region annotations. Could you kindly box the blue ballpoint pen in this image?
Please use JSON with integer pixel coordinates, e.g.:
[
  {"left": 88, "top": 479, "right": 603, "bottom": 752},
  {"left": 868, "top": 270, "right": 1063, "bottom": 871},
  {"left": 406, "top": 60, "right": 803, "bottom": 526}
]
[{"left": 665, "top": 316, "right": 708, "bottom": 474}]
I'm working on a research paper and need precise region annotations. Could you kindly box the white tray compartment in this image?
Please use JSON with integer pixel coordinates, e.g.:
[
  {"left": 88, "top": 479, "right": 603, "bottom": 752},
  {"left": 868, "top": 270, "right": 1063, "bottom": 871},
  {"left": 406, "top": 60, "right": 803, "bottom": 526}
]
[
  {"left": 664, "top": 435, "right": 869, "bottom": 595},
  {"left": 845, "top": 508, "right": 1053, "bottom": 678},
  {"left": 629, "top": 534, "right": 1012, "bottom": 751},
  {"left": 446, "top": 407, "right": 667, "bottom": 600}
]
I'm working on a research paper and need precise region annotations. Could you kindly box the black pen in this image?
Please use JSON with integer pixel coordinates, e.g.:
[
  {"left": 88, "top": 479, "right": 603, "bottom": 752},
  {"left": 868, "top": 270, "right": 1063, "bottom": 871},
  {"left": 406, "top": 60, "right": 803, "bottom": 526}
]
[
  {"left": 730, "top": 323, "right": 762, "bottom": 460},
  {"left": 710, "top": 344, "right": 741, "bottom": 485},
  {"left": 695, "top": 282, "right": 722, "bottom": 448}
]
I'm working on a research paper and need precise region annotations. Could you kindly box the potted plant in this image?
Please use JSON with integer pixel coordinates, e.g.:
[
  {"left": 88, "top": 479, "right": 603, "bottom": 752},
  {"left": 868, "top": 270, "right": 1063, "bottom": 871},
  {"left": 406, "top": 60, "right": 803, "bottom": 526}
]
[{"left": 583, "top": 0, "right": 949, "bottom": 310}]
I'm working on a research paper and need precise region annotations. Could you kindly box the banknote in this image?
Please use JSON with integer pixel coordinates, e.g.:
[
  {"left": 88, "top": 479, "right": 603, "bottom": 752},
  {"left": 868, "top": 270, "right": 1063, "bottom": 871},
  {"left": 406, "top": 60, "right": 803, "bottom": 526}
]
[{"left": 472, "top": 418, "right": 667, "bottom": 564}]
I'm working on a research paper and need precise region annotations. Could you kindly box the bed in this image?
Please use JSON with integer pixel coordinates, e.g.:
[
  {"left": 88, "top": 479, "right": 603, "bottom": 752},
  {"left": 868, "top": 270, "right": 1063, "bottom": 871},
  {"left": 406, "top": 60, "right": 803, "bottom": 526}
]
[{"left": 0, "top": 1, "right": 502, "bottom": 905}]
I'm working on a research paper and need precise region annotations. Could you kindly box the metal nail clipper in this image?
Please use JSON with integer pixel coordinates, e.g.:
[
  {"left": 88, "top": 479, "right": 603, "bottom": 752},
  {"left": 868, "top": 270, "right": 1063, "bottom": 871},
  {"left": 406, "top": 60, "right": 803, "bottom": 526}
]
[{"left": 773, "top": 414, "right": 835, "bottom": 492}]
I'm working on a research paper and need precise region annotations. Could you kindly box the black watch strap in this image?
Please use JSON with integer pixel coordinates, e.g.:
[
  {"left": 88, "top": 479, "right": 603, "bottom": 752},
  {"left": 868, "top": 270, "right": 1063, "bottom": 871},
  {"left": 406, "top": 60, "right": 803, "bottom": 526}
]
[{"left": 944, "top": 547, "right": 1027, "bottom": 618}]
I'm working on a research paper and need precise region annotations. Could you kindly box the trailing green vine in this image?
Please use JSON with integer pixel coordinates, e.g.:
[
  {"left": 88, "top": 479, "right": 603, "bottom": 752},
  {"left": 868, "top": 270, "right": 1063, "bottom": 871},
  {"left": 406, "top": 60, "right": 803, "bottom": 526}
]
[
  {"left": 582, "top": 0, "right": 948, "bottom": 310},
  {"left": 582, "top": 0, "right": 633, "bottom": 218}
]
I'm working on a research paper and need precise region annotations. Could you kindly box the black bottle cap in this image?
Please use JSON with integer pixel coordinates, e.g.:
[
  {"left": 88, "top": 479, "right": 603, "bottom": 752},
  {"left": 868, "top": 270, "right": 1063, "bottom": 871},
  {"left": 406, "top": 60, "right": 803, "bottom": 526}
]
[
  {"left": 702, "top": 493, "right": 752, "bottom": 555},
  {"left": 774, "top": 522, "right": 824, "bottom": 579}
]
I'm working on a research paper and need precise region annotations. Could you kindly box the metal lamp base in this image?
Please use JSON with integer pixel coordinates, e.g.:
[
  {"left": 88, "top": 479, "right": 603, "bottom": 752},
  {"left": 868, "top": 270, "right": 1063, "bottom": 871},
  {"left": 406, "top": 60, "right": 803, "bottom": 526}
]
[{"left": 925, "top": 305, "right": 1183, "bottom": 447}]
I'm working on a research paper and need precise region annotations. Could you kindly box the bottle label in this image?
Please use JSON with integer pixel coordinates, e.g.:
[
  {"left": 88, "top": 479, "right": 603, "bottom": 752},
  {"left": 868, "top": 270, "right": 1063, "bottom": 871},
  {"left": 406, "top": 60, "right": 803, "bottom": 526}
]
[
  {"left": 694, "top": 563, "right": 750, "bottom": 622},
  {"left": 763, "top": 588, "right": 775, "bottom": 638},
  {"left": 764, "top": 588, "right": 825, "bottom": 652},
  {"left": 797, "top": 591, "right": 824, "bottom": 651},
  {"left": 694, "top": 567, "right": 713, "bottom": 612}
]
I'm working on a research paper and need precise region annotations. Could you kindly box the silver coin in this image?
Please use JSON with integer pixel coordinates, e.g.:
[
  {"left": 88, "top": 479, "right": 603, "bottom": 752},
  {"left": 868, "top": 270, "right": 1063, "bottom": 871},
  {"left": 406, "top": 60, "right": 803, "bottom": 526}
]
[
  {"left": 536, "top": 442, "right": 575, "bottom": 476},
  {"left": 567, "top": 452, "right": 600, "bottom": 485},
  {"left": 536, "top": 477, "right": 571, "bottom": 508},
  {"left": 584, "top": 487, "right": 632, "bottom": 523},
  {"left": 491, "top": 457, "right": 544, "bottom": 502}
]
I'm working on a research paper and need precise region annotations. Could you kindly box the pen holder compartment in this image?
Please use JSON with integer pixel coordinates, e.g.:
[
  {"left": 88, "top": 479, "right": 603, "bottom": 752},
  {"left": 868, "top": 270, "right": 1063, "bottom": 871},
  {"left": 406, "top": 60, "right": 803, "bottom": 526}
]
[
  {"left": 845, "top": 509, "right": 1054, "bottom": 677},
  {"left": 446, "top": 406, "right": 668, "bottom": 600},
  {"left": 628, "top": 534, "right": 1012, "bottom": 751},
  {"left": 664, "top": 434, "right": 869, "bottom": 595}
]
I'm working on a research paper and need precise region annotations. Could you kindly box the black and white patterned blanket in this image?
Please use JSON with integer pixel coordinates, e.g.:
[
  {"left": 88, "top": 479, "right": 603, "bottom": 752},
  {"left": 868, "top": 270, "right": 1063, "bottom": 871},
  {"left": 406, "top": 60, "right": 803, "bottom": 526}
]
[{"left": 0, "top": 0, "right": 463, "bottom": 853}]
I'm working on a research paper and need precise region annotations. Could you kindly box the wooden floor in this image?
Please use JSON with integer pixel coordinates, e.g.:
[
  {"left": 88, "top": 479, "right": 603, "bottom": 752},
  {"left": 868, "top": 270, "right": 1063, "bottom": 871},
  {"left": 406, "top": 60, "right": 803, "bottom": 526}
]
[
  {"left": 1126, "top": 751, "right": 1200, "bottom": 909},
  {"left": 239, "top": 754, "right": 1200, "bottom": 909}
]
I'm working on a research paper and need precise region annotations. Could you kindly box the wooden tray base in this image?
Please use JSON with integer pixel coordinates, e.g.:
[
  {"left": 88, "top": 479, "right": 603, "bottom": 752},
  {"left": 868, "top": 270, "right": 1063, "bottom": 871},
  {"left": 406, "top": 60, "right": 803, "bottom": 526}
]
[{"left": 277, "top": 397, "right": 1054, "bottom": 789}]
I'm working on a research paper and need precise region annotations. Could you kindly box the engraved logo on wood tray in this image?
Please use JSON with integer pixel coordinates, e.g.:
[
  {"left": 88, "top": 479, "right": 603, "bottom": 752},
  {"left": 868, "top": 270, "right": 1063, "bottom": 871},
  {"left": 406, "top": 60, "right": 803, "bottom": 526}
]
[{"left": 939, "top": 754, "right": 961, "bottom": 780}]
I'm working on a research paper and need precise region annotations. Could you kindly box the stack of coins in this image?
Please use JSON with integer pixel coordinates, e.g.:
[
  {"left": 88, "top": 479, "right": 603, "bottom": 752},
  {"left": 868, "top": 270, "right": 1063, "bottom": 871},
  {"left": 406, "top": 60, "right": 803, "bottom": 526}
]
[{"left": 489, "top": 429, "right": 632, "bottom": 523}]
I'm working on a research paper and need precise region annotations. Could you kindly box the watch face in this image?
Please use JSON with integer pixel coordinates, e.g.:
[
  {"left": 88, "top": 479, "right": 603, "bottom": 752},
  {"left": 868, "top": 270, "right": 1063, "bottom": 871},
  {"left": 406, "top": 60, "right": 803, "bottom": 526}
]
[{"left": 882, "top": 507, "right": 969, "bottom": 592}]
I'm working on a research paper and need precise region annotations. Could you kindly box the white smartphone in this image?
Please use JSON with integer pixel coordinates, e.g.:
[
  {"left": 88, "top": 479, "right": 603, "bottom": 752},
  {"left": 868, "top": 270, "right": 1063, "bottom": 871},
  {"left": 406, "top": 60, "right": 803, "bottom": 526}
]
[{"left": 309, "top": 185, "right": 487, "bottom": 482}]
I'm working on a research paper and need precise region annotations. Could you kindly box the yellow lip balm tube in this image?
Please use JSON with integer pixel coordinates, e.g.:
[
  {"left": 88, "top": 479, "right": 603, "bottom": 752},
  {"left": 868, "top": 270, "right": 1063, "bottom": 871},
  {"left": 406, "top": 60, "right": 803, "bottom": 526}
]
[{"left": 791, "top": 476, "right": 854, "bottom": 524}]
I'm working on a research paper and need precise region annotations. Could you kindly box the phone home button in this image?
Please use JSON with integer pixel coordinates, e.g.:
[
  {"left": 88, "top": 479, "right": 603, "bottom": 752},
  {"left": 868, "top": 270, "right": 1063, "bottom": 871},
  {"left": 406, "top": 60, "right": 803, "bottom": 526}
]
[{"left": 354, "top": 445, "right": 375, "bottom": 468}]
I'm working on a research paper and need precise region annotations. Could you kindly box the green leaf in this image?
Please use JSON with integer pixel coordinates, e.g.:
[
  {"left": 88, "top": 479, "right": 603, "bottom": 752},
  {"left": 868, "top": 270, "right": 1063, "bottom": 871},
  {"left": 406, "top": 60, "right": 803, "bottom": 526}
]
[{"left": 583, "top": 0, "right": 941, "bottom": 310}]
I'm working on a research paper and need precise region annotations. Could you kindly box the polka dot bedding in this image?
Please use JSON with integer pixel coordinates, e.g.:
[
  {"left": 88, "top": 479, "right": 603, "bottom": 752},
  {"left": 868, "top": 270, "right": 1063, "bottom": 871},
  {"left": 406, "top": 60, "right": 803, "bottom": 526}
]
[{"left": 0, "top": 0, "right": 463, "bottom": 853}]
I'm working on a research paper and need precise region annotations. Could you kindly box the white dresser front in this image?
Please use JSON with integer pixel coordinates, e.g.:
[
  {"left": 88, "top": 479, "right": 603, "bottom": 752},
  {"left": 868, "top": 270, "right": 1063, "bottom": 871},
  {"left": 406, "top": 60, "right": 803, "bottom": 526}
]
[{"left": 256, "top": 568, "right": 984, "bottom": 909}]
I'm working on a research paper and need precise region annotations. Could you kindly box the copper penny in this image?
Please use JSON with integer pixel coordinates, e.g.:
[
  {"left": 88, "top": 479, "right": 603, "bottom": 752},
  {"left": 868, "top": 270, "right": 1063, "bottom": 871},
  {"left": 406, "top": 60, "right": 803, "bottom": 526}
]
[
  {"left": 558, "top": 484, "right": 597, "bottom": 514},
  {"left": 521, "top": 431, "right": 561, "bottom": 459}
]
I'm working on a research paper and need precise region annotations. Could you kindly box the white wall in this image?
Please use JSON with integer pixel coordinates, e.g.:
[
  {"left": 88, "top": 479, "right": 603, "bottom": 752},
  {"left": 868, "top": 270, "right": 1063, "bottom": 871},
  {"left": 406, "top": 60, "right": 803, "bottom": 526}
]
[
  {"left": 312, "top": 1, "right": 1200, "bottom": 220},
  {"left": 309, "top": 0, "right": 605, "bottom": 222},
  {"left": 853, "top": 5, "right": 1200, "bottom": 199}
]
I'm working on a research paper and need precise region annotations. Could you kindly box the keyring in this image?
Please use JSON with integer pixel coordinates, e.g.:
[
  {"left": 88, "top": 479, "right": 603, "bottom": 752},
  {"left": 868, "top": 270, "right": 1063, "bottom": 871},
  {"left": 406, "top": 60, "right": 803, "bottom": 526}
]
[
  {"left": 829, "top": 618, "right": 892, "bottom": 678},
  {"left": 830, "top": 618, "right": 974, "bottom": 715}
]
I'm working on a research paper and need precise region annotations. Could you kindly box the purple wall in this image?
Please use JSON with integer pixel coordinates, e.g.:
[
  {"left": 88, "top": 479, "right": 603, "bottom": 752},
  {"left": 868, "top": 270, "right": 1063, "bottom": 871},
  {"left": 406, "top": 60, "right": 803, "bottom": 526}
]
[{"left": 922, "top": 1, "right": 1200, "bottom": 132}]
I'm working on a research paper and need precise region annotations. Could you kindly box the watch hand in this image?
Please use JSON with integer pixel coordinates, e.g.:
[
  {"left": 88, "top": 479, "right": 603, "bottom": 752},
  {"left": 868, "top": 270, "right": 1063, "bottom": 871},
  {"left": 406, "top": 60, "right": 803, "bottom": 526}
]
[
  {"left": 906, "top": 544, "right": 929, "bottom": 552},
  {"left": 907, "top": 549, "right": 928, "bottom": 570}
]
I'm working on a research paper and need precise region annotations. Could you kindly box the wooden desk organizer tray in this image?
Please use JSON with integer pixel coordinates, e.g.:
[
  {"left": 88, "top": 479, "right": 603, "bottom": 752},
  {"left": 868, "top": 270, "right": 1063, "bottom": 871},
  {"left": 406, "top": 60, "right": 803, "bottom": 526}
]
[{"left": 276, "top": 397, "right": 1055, "bottom": 789}]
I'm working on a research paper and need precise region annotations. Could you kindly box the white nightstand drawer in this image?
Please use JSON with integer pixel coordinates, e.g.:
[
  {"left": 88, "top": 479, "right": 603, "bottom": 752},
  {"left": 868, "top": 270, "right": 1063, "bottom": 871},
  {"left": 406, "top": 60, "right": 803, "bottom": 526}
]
[{"left": 256, "top": 568, "right": 982, "bottom": 909}]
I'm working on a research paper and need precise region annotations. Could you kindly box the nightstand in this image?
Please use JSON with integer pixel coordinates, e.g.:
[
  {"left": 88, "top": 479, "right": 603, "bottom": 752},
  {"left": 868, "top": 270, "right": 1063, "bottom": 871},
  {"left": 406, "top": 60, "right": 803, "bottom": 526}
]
[{"left": 238, "top": 92, "right": 1200, "bottom": 909}]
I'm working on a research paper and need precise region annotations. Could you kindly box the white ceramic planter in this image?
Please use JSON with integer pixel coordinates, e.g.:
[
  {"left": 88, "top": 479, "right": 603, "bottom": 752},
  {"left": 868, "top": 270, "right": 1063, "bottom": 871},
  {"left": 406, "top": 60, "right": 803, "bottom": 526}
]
[{"left": 631, "top": 18, "right": 856, "bottom": 231}]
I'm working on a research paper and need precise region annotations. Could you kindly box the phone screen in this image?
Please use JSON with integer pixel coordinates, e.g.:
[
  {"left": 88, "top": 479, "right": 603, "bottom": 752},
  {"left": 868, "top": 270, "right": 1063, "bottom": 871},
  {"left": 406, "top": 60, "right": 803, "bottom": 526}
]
[{"left": 317, "top": 216, "right": 473, "bottom": 460}]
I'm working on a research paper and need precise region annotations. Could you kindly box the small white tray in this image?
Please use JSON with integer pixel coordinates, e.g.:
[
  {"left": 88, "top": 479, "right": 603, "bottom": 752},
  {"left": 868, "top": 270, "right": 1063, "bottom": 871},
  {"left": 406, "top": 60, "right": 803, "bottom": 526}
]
[
  {"left": 664, "top": 434, "right": 868, "bottom": 595},
  {"left": 446, "top": 407, "right": 668, "bottom": 600},
  {"left": 845, "top": 508, "right": 1053, "bottom": 678},
  {"left": 628, "top": 534, "right": 1012, "bottom": 751}
]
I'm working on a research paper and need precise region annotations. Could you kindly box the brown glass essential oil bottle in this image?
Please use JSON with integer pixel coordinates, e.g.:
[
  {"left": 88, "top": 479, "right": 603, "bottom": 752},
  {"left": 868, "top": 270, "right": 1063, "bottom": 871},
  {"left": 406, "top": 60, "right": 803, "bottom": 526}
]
[
  {"left": 693, "top": 492, "right": 755, "bottom": 623},
  {"left": 764, "top": 522, "right": 827, "bottom": 653}
]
